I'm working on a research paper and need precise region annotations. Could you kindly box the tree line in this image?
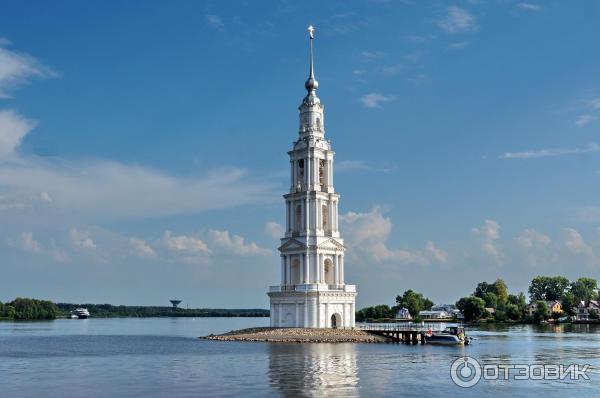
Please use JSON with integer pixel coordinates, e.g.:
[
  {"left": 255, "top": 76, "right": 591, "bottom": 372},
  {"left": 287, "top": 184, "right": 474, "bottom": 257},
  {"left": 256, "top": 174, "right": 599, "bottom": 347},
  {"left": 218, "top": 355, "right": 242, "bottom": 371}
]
[
  {"left": 0, "top": 298, "right": 59, "bottom": 320},
  {"left": 55, "top": 303, "right": 269, "bottom": 318},
  {"left": 356, "top": 275, "right": 599, "bottom": 323}
]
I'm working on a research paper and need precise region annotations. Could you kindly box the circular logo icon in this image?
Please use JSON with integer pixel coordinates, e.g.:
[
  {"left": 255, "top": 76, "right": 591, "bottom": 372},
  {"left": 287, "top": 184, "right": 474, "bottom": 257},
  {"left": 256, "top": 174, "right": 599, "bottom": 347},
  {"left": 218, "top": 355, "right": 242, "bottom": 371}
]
[{"left": 450, "top": 356, "right": 482, "bottom": 388}]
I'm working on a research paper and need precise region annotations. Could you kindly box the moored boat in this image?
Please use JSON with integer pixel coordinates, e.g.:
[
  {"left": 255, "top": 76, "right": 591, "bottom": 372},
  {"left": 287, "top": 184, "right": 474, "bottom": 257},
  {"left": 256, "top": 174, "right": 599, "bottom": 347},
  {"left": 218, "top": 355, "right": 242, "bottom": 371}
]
[{"left": 425, "top": 326, "right": 471, "bottom": 345}]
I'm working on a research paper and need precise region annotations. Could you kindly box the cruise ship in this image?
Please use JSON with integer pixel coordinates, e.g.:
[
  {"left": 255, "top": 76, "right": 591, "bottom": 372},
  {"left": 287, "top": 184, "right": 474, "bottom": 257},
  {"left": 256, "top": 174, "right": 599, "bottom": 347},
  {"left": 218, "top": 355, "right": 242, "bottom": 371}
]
[{"left": 71, "top": 308, "right": 90, "bottom": 319}]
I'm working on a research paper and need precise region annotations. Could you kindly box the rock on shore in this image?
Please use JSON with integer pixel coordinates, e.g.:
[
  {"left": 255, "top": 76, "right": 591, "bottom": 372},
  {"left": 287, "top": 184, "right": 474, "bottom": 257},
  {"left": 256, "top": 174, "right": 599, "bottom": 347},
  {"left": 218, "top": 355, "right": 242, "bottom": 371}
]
[{"left": 202, "top": 327, "right": 389, "bottom": 343}]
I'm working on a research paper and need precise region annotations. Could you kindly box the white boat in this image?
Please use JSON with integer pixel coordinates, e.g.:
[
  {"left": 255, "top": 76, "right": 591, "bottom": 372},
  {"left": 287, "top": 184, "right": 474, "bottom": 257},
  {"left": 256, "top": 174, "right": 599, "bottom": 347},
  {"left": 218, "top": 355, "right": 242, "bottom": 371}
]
[
  {"left": 425, "top": 326, "right": 471, "bottom": 345},
  {"left": 71, "top": 308, "right": 90, "bottom": 319}
]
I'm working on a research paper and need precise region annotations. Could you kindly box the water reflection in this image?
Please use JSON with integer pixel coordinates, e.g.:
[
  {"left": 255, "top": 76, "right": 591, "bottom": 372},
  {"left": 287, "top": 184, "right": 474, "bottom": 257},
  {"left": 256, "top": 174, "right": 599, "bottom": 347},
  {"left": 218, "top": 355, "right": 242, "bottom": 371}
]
[{"left": 268, "top": 343, "right": 359, "bottom": 397}]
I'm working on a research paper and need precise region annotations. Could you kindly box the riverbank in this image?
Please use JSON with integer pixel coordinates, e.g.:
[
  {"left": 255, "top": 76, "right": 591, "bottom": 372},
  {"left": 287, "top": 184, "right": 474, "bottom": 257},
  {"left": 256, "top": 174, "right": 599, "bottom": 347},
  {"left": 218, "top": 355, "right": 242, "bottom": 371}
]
[{"left": 202, "top": 327, "right": 390, "bottom": 343}]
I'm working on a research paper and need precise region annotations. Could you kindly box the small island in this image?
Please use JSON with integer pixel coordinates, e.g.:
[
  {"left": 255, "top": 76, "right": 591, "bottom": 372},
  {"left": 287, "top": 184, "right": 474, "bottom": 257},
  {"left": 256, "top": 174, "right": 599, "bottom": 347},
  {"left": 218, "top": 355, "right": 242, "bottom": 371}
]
[{"left": 203, "top": 327, "right": 389, "bottom": 343}]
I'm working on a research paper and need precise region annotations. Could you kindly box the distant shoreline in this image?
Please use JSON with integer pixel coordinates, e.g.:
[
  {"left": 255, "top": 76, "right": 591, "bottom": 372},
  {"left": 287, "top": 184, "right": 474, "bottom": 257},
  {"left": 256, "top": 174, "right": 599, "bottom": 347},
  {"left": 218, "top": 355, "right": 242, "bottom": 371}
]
[{"left": 56, "top": 303, "right": 269, "bottom": 318}]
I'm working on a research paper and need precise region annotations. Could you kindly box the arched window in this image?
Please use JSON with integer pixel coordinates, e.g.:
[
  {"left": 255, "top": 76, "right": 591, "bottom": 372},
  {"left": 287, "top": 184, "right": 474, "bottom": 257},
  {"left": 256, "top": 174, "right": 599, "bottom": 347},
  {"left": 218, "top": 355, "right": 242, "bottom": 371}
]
[
  {"left": 322, "top": 204, "right": 329, "bottom": 231},
  {"left": 295, "top": 205, "right": 302, "bottom": 232},
  {"left": 298, "top": 159, "right": 305, "bottom": 186},
  {"left": 324, "top": 258, "right": 333, "bottom": 284},
  {"left": 319, "top": 159, "right": 325, "bottom": 186},
  {"left": 316, "top": 117, "right": 321, "bottom": 128}
]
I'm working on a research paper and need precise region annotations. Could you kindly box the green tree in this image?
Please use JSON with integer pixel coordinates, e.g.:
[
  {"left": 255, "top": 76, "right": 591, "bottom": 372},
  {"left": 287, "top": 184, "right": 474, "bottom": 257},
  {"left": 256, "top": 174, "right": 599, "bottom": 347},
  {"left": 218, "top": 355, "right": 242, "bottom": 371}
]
[
  {"left": 482, "top": 292, "right": 498, "bottom": 309},
  {"left": 505, "top": 303, "right": 521, "bottom": 320},
  {"left": 396, "top": 290, "right": 434, "bottom": 318},
  {"left": 474, "top": 282, "right": 492, "bottom": 299},
  {"left": 561, "top": 292, "right": 577, "bottom": 317},
  {"left": 493, "top": 279, "right": 509, "bottom": 308},
  {"left": 533, "top": 300, "right": 550, "bottom": 323},
  {"left": 570, "top": 277, "right": 597, "bottom": 303},
  {"left": 529, "top": 276, "right": 569, "bottom": 301},
  {"left": 355, "top": 305, "right": 394, "bottom": 322},
  {"left": 456, "top": 296, "right": 486, "bottom": 322}
]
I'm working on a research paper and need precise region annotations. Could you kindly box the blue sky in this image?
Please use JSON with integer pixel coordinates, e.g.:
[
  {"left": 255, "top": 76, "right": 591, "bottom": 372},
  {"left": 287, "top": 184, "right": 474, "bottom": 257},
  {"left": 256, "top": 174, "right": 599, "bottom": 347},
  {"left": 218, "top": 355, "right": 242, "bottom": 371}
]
[{"left": 1, "top": 1, "right": 600, "bottom": 308}]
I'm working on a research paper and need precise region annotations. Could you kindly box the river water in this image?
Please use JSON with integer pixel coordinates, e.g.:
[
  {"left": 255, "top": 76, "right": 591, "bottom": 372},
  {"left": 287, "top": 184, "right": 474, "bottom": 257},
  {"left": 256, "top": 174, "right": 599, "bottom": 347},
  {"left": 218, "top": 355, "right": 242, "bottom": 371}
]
[{"left": 0, "top": 317, "right": 598, "bottom": 397}]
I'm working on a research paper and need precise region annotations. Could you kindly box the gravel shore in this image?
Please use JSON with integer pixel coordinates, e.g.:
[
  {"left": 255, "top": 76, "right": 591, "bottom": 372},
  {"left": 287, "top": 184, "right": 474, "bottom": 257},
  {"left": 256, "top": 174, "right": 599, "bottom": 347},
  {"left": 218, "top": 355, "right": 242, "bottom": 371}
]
[{"left": 202, "top": 327, "right": 389, "bottom": 343}]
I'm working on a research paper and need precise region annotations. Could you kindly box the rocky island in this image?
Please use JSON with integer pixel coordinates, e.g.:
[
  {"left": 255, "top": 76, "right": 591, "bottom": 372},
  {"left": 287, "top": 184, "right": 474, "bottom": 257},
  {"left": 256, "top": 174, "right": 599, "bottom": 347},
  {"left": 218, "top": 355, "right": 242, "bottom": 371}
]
[{"left": 202, "top": 327, "right": 389, "bottom": 343}]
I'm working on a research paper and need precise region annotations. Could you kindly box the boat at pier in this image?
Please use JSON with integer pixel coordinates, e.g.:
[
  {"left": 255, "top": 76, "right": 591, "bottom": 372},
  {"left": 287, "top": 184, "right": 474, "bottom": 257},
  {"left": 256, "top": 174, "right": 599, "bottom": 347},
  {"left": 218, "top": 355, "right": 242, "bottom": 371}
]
[{"left": 425, "top": 326, "right": 471, "bottom": 345}]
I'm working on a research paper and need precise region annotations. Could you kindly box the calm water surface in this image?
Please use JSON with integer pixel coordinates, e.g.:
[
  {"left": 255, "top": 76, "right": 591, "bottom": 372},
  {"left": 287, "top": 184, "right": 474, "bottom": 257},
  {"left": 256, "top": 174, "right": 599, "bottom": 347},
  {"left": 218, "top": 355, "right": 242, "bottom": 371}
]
[{"left": 0, "top": 318, "right": 598, "bottom": 397}]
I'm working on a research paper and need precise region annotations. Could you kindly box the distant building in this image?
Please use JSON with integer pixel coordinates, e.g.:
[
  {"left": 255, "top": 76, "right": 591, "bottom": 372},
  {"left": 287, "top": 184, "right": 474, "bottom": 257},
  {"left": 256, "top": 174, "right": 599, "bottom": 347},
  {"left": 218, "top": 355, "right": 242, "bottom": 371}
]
[
  {"left": 396, "top": 307, "right": 411, "bottom": 320},
  {"left": 419, "top": 310, "right": 451, "bottom": 319},
  {"left": 576, "top": 300, "right": 600, "bottom": 321},
  {"left": 527, "top": 300, "right": 562, "bottom": 316}
]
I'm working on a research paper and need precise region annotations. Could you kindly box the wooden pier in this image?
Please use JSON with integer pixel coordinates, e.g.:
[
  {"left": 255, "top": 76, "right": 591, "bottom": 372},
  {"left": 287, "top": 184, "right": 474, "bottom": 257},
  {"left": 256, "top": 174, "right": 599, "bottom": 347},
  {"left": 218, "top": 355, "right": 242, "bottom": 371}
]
[{"left": 357, "top": 323, "right": 448, "bottom": 344}]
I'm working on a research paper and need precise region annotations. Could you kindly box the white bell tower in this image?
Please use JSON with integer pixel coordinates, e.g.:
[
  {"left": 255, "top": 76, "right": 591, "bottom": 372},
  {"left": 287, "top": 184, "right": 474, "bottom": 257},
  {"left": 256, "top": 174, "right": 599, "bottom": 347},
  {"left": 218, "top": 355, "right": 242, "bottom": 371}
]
[{"left": 268, "top": 26, "right": 357, "bottom": 329}]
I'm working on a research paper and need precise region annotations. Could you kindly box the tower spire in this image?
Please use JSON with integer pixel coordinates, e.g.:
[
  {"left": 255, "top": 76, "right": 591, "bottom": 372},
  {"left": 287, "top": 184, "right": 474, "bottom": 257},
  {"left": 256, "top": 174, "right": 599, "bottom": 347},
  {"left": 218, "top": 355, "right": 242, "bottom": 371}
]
[{"left": 305, "top": 25, "right": 318, "bottom": 93}]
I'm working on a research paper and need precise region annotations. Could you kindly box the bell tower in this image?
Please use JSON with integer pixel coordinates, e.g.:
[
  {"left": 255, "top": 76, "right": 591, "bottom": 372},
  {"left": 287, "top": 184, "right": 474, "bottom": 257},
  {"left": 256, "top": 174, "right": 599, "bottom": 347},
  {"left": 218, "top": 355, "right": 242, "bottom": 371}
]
[{"left": 268, "top": 26, "right": 357, "bottom": 329}]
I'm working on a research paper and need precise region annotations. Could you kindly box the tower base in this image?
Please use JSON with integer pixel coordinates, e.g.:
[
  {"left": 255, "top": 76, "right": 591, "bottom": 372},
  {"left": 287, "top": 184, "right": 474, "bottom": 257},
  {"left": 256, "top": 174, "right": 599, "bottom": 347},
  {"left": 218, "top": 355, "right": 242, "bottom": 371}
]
[{"left": 268, "top": 285, "right": 356, "bottom": 328}]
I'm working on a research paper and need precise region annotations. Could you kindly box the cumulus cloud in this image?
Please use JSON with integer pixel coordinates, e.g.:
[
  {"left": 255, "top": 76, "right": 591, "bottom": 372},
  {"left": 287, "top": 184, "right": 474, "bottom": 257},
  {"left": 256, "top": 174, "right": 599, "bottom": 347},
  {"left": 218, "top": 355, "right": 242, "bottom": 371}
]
[
  {"left": 501, "top": 143, "right": 600, "bottom": 159},
  {"left": 69, "top": 228, "right": 96, "bottom": 250},
  {"left": 517, "top": 3, "right": 542, "bottom": 12},
  {"left": 563, "top": 228, "right": 593, "bottom": 256},
  {"left": 447, "top": 41, "right": 470, "bottom": 50},
  {"left": 20, "top": 231, "right": 42, "bottom": 253},
  {"left": 264, "top": 221, "right": 284, "bottom": 239},
  {"left": 576, "top": 114, "right": 597, "bottom": 127},
  {"left": 340, "top": 207, "right": 447, "bottom": 265},
  {"left": 129, "top": 237, "right": 156, "bottom": 259},
  {"left": 0, "top": 39, "right": 55, "bottom": 98},
  {"left": 206, "top": 14, "right": 225, "bottom": 31},
  {"left": 163, "top": 230, "right": 210, "bottom": 254},
  {"left": 207, "top": 229, "right": 270, "bottom": 256},
  {"left": 514, "top": 228, "right": 550, "bottom": 248},
  {"left": 0, "top": 158, "right": 275, "bottom": 220},
  {"left": 0, "top": 110, "right": 36, "bottom": 159},
  {"left": 472, "top": 219, "right": 502, "bottom": 261},
  {"left": 360, "top": 92, "right": 396, "bottom": 108},
  {"left": 437, "top": 6, "right": 478, "bottom": 33}
]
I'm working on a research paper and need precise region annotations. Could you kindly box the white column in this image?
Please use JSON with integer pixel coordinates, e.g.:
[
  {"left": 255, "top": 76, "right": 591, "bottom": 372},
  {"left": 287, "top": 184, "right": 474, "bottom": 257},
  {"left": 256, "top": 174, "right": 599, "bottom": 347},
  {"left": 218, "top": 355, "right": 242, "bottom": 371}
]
[
  {"left": 305, "top": 196, "right": 309, "bottom": 233},
  {"left": 333, "top": 200, "right": 338, "bottom": 232},
  {"left": 334, "top": 255, "right": 339, "bottom": 285},
  {"left": 278, "top": 304, "right": 282, "bottom": 327},
  {"left": 328, "top": 159, "right": 332, "bottom": 189},
  {"left": 315, "top": 253, "right": 320, "bottom": 283},
  {"left": 291, "top": 160, "right": 294, "bottom": 191},
  {"left": 286, "top": 256, "right": 291, "bottom": 285},
  {"left": 305, "top": 251, "right": 310, "bottom": 284},
  {"left": 300, "top": 254, "right": 305, "bottom": 284},
  {"left": 280, "top": 256, "right": 285, "bottom": 285},
  {"left": 340, "top": 255, "right": 344, "bottom": 284},
  {"left": 320, "top": 254, "right": 324, "bottom": 284}
]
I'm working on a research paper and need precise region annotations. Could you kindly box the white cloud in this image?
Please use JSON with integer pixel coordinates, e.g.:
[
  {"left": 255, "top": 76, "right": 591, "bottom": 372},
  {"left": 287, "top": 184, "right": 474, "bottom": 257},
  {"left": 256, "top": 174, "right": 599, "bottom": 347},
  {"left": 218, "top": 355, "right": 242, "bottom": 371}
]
[
  {"left": 163, "top": 230, "right": 210, "bottom": 254},
  {"left": 340, "top": 207, "right": 447, "bottom": 265},
  {"left": 335, "top": 159, "right": 394, "bottom": 173},
  {"left": 207, "top": 229, "right": 270, "bottom": 256},
  {"left": 437, "top": 7, "right": 478, "bottom": 34},
  {"left": 360, "top": 92, "right": 396, "bottom": 108},
  {"left": 264, "top": 221, "right": 284, "bottom": 239},
  {"left": 361, "top": 51, "right": 385, "bottom": 60},
  {"left": 40, "top": 191, "right": 52, "bottom": 203},
  {"left": 518, "top": 3, "right": 542, "bottom": 12},
  {"left": 0, "top": 158, "right": 275, "bottom": 220},
  {"left": 514, "top": 229, "right": 550, "bottom": 248},
  {"left": 0, "top": 39, "right": 55, "bottom": 98},
  {"left": 563, "top": 228, "right": 593, "bottom": 257},
  {"left": 576, "top": 114, "right": 597, "bottom": 127},
  {"left": 447, "top": 41, "right": 470, "bottom": 50},
  {"left": 69, "top": 228, "right": 96, "bottom": 250},
  {"left": 588, "top": 99, "right": 600, "bottom": 110},
  {"left": 502, "top": 143, "right": 600, "bottom": 159},
  {"left": 570, "top": 206, "right": 600, "bottom": 223},
  {"left": 472, "top": 219, "right": 502, "bottom": 261},
  {"left": 0, "top": 110, "right": 36, "bottom": 159},
  {"left": 129, "top": 237, "right": 156, "bottom": 259},
  {"left": 381, "top": 64, "right": 403, "bottom": 76},
  {"left": 20, "top": 231, "right": 42, "bottom": 253},
  {"left": 206, "top": 14, "right": 225, "bottom": 31}
]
